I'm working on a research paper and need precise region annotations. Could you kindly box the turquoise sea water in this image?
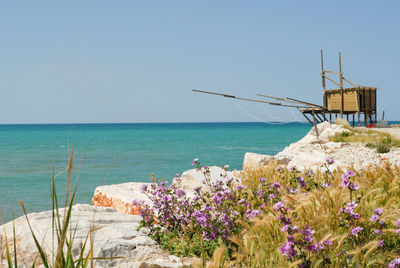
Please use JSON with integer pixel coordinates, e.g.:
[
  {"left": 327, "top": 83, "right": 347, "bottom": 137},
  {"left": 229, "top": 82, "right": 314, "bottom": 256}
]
[{"left": 0, "top": 122, "right": 311, "bottom": 223}]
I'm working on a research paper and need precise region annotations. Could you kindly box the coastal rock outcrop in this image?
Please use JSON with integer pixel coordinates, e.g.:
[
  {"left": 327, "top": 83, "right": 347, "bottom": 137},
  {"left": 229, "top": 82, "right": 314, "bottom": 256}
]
[
  {"left": 243, "top": 122, "right": 347, "bottom": 170},
  {"left": 0, "top": 204, "right": 191, "bottom": 268},
  {"left": 92, "top": 182, "right": 151, "bottom": 215},
  {"left": 242, "top": 122, "right": 400, "bottom": 171}
]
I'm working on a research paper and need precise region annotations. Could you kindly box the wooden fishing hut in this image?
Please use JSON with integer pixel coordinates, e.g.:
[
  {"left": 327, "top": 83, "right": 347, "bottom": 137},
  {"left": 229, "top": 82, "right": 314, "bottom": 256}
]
[
  {"left": 193, "top": 51, "right": 378, "bottom": 127},
  {"left": 300, "top": 51, "right": 377, "bottom": 127}
]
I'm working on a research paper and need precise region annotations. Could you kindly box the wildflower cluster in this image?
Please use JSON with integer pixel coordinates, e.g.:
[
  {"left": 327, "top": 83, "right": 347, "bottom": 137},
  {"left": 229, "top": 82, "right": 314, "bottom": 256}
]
[
  {"left": 138, "top": 159, "right": 265, "bottom": 256},
  {"left": 275, "top": 200, "right": 333, "bottom": 266},
  {"left": 136, "top": 156, "right": 400, "bottom": 266}
]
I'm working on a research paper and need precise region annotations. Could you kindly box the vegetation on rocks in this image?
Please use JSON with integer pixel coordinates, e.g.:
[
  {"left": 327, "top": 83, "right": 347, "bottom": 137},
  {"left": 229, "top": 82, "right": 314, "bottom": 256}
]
[
  {"left": 139, "top": 159, "right": 400, "bottom": 267},
  {"left": 332, "top": 128, "right": 400, "bottom": 153}
]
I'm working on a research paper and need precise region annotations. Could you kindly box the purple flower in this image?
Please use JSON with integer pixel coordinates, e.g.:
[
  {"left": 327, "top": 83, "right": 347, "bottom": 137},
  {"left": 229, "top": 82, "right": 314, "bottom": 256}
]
[
  {"left": 370, "top": 214, "right": 379, "bottom": 222},
  {"left": 301, "top": 225, "right": 315, "bottom": 243},
  {"left": 346, "top": 170, "right": 356, "bottom": 177},
  {"left": 257, "top": 189, "right": 263, "bottom": 197},
  {"left": 337, "top": 207, "right": 343, "bottom": 216},
  {"left": 281, "top": 224, "right": 289, "bottom": 232},
  {"left": 236, "top": 184, "right": 243, "bottom": 191},
  {"left": 378, "top": 240, "right": 384, "bottom": 247},
  {"left": 140, "top": 184, "right": 148, "bottom": 193},
  {"left": 374, "top": 229, "right": 382, "bottom": 235},
  {"left": 246, "top": 209, "right": 262, "bottom": 218},
  {"left": 259, "top": 177, "right": 266, "bottom": 183},
  {"left": 347, "top": 201, "right": 358, "bottom": 209},
  {"left": 307, "top": 242, "right": 324, "bottom": 253},
  {"left": 306, "top": 170, "right": 314, "bottom": 176},
  {"left": 389, "top": 258, "right": 400, "bottom": 268},
  {"left": 323, "top": 240, "right": 333, "bottom": 246},
  {"left": 321, "top": 181, "right": 332, "bottom": 188},
  {"left": 279, "top": 236, "right": 298, "bottom": 260},
  {"left": 273, "top": 201, "right": 286, "bottom": 211},
  {"left": 395, "top": 229, "right": 400, "bottom": 236},
  {"left": 325, "top": 157, "right": 334, "bottom": 165},
  {"left": 268, "top": 193, "right": 276, "bottom": 200},
  {"left": 286, "top": 187, "right": 298, "bottom": 194},
  {"left": 297, "top": 176, "right": 306, "bottom": 188},
  {"left": 213, "top": 191, "right": 225, "bottom": 204},
  {"left": 396, "top": 219, "right": 400, "bottom": 227},
  {"left": 349, "top": 182, "right": 359, "bottom": 191},
  {"left": 374, "top": 208, "right": 383, "bottom": 215},
  {"left": 350, "top": 226, "right": 363, "bottom": 236},
  {"left": 341, "top": 176, "right": 350, "bottom": 188},
  {"left": 176, "top": 188, "right": 186, "bottom": 197},
  {"left": 270, "top": 182, "right": 282, "bottom": 189},
  {"left": 343, "top": 202, "right": 360, "bottom": 219}
]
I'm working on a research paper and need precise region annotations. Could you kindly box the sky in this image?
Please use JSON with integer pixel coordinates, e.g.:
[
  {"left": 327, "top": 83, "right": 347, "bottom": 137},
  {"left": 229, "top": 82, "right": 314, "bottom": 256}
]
[{"left": 1, "top": 1, "right": 399, "bottom": 124}]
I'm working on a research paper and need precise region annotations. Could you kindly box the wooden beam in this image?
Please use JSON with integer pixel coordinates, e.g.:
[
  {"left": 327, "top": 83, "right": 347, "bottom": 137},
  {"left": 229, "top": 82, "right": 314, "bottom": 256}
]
[
  {"left": 339, "top": 52, "right": 344, "bottom": 119},
  {"left": 321, "top": 50, "right": 326, "bottom": 91},
  {"left": 324, "top": 70, "right": 341, "bottom": 75},
  {"left": 312, "top": 110, "right": 320, "bottom": 138},
  {"left": 342, "top": 76, "right": 357, "bottom": 88},
  {"left": 285, "top": 97, "right": 325, "bottom": 109},
  {"left": 192, "top": 89, "right": 308, "bottom": 108},
  {"left": 322, "top": 74, "right": 342, "bottom": 88},
  {"left": 301, "top": 111, "right": 314, "bottom": 125}
]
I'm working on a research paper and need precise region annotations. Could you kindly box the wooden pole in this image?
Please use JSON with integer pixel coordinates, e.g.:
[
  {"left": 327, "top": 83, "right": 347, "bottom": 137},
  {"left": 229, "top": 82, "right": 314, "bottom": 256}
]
[
  {"left": 364, "top": 88, "right": 367, "bottom": 126},
  {"left": 339, "top": 52, "right": 344, "bottom": 119},
  {"left": 352, "top": 113, "right": 355, "bottom": 127},
  {"left": 321, "top": 50, "right": 326, "bottom": 91},
  {"left": 312, "top": 109, "right": 319, "bottom": 139},
  {"left": 321, "top": 50, "right": 327, "bottom": 108},
  {"left": 356, "top": 86, "right": 361, "bottom": 127}
]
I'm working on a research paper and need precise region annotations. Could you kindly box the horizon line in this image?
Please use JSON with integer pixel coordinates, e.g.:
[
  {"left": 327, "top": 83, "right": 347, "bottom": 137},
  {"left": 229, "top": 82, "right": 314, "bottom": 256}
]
[{"left": 0, "top": 121, "right": 310, "bottom": 125}]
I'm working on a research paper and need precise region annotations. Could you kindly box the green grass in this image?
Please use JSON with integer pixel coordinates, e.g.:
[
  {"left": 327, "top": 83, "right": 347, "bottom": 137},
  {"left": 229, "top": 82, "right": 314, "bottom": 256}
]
[
  {"left": 332, "top": 129, "right": 400, "bottom": 153},
  {"left": 2, "top": 147, "right": 95, "bottom": 268}
]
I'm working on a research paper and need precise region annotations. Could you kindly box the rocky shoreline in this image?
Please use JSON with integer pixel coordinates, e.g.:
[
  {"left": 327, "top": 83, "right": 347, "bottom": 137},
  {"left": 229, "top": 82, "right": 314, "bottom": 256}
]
[{"left": 2, "top": 122, "right": 400, "bottom": 267}]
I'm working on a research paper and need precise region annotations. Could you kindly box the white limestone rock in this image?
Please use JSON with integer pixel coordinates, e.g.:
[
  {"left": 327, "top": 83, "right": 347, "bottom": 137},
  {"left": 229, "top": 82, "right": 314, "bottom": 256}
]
[
  {"left": 243, "top": 122, "right": 350, "bottom": 171},
  {"left": 174, "top": 166, "right": 238, "bottom": 192},
  {"left": 0, "top": 204, "right": 191, "bottom": 267},
  {"left": 92, "top": 182, "right": 152, "bottom": 215},
  {"left": 242, "top": 152, "right": 290, "bottom": 170}
]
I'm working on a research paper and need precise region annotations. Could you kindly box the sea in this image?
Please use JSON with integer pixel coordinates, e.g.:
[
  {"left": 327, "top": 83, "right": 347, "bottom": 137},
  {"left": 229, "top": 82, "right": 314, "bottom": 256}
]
[{"left": 0, "top": 122, "right": 312, "bottom": 223}]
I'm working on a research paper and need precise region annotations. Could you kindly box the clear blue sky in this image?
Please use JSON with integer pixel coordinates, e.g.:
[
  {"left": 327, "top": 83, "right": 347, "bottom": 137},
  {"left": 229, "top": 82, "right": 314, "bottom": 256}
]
[{"left": 1, "top": 1, "right": 399, "bottom": 123}]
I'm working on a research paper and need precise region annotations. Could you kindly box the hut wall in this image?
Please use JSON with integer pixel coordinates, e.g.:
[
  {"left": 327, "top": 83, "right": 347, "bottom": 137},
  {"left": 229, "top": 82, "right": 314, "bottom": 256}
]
[{"left": 326, "top": 90, "right": 358, "bottom": 112}]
